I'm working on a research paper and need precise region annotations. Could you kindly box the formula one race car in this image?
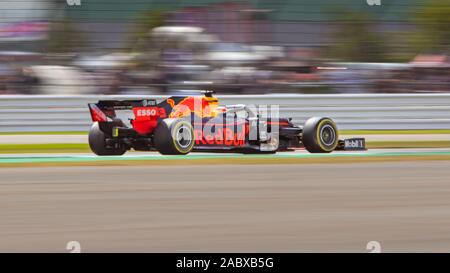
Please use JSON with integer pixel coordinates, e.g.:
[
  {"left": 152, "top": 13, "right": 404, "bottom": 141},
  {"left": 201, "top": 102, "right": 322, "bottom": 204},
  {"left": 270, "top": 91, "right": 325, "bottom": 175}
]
[{"left": 87, "top": 91, "right": 365, "bottom": 155}]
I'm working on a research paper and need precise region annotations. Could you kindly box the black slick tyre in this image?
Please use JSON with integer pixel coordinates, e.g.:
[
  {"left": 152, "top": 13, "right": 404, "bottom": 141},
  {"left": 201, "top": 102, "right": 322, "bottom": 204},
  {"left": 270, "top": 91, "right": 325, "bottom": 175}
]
[
  {"left": 153, "top": 118, "right": 195, "bottom": 155},
  {"left": 88, "top": 122, "right": 126, "bottom": 156},
  {"left": 302, "top": 117, "right": 338, "bottom": 153}
]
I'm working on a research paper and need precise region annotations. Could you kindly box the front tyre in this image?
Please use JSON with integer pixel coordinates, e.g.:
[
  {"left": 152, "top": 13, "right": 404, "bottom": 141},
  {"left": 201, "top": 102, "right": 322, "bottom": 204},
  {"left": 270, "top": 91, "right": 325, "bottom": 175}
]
[
  {"left": 88, "top": 122, "right": 126, "bottom": 156},
  {"left": 302, "top": 117, "right": 338, "bottom": 153},
  {"left": 153, "top": 118, "right": 195, "bottom": 155}
]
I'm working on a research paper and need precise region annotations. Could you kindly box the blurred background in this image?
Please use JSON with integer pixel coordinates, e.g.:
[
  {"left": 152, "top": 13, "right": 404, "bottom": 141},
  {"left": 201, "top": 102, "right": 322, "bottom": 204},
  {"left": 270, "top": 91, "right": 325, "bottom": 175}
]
[{"left": 0, "top": 0, "right": 448, "bottom": 95}]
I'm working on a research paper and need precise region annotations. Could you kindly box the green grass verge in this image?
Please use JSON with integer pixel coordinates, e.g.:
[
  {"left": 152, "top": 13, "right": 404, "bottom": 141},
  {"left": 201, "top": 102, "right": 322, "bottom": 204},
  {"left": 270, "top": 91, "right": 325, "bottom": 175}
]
[
  {"left": 0, "top": 131, "right": 87, "bottom": 135},
  {"left": 367, "top": 141, "right": 450, "bottom": 149},
  {"left": 0, "top": 141, "right": 449, "bottom": 154},
  {"left": 0, "top": 143, "right": 90, "bottom": 153}
]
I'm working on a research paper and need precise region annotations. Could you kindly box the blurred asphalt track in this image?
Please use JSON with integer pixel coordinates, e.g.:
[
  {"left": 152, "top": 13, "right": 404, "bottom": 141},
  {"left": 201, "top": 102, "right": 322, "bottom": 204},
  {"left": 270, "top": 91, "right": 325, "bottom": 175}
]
[{"left": 1, "top": 159, "right": 450, "bottom": 252}]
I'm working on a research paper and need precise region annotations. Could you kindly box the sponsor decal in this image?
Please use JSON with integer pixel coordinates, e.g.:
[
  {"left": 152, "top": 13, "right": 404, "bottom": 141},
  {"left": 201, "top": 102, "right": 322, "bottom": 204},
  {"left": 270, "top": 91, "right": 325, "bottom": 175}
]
[
  {"left": 194, "top": 127, "right": 246, "bottom": 146},
  {"left": 135, "top": 107, "right": 158, "bottom": 117},
  {"left": 132, "top": 107, "right": 161, "bottom": 135},
  {"left": 133, "top": 107, "right": 166, "bottom": 119},
  {"left": 169, "top": 97, "right": 219, "bottom": 118},
  {"left": 344, "top": 138, "right": 365, "bottom": 150}
]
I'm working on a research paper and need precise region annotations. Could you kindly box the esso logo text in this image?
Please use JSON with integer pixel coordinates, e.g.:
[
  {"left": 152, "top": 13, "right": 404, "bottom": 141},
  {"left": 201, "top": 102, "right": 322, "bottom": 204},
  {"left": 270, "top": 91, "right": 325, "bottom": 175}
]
[{"left": 136, "top": 108, "right": 157, "bottom": 117}]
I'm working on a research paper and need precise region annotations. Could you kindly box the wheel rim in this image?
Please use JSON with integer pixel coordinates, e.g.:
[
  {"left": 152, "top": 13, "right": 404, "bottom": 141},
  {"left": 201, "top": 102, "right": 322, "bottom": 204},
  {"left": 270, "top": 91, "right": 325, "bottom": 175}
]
[
  {"left": 175, "top": 125, "right": 193, "bottom": 149},
  {"left": 319, "top": 124, "right": 336, "bottom": 146}
]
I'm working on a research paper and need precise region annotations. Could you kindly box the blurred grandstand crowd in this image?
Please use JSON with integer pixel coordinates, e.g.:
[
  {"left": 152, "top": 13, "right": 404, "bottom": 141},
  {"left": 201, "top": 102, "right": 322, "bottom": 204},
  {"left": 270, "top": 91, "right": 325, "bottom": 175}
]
[{"left": 0, "top": 0, "right": 448, "bottom": 95}]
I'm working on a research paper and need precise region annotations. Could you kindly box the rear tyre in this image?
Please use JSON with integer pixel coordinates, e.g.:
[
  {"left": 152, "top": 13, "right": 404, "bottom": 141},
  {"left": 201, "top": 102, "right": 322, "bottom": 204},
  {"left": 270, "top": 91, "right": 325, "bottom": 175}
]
[
  {"left": 302, "top": 117, "right": 338, "bottom": 153},
  {"left": 88, "top": 122, "right": 127, "bottom": 156},
  {"left": 153, "top": 118, "right": 195, "bottom": 155}
]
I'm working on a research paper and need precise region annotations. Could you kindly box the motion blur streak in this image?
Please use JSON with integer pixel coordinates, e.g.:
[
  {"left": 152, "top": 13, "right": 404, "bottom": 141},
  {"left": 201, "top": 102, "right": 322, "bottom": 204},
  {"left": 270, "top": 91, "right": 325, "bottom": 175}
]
[
  {"left": 1, "top": 161, "right": 450, "bottom": 252},
  {"left": 0, "top": 0, "right": 448, "bottom": 95}
]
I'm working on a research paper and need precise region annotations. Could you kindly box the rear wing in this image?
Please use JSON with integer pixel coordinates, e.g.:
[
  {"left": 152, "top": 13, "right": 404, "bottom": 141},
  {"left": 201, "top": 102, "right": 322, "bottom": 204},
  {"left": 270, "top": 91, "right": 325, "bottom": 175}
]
[
  {"left": 96, "top": 99, "right": 156, "bottom": 109},
  {"left": 88, "top": 99, "right": 157, "bottom": 122}
]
